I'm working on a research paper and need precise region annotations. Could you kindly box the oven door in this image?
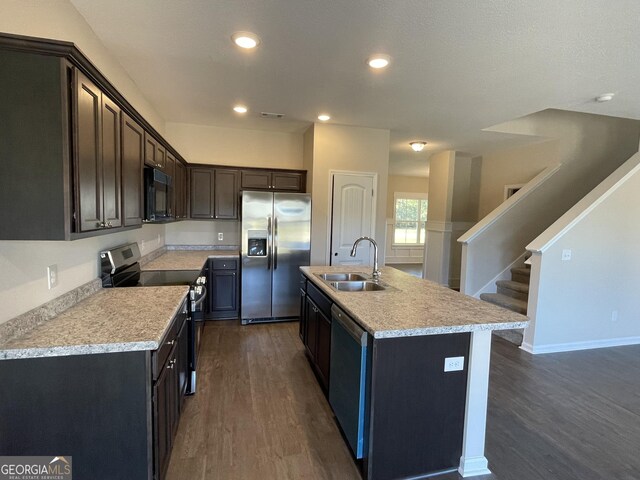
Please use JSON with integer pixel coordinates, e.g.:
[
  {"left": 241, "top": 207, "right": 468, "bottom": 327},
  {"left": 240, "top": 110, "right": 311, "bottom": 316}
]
[{"left": 187, "top": 285, "right": 207, "bottom": 395}]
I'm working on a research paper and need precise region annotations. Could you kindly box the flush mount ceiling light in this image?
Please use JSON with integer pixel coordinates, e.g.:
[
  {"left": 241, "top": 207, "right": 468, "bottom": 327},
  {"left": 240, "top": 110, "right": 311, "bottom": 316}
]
[
  {"left": 231, "top": 31, "right": 260, "bottom": 49},
  {"left": 595, "top": 93, "right": 615, "bottom": 102},
  {"left": 410, "top": 141, "right": 427, "bottom": 152},
  {"left": 367, "top": 54, "right": 391, "bottom": 69},
  {"left": 233, "top": 105, "right": 248, "bottom": 113},
  {"left": 317, "top": 114, "right": 331, "bottom": 121}
]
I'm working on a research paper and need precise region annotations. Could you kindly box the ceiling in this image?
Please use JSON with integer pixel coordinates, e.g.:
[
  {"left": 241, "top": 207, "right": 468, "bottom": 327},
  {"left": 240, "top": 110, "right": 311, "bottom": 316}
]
[{"left": 70, "top": 0, "right": 640, "bottom": 177}]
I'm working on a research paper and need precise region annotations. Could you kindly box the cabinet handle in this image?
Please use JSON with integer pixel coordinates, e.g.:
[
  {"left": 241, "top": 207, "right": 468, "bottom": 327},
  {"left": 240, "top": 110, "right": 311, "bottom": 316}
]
[
  {"left": 166, "top": 340, "right": 175, "bottom": 346},
  {"left": 107, "top": 222, "right": 113, "bottom": 228},
  {"left": 313, "top": 306, "right": 318, "bottom": 313}
]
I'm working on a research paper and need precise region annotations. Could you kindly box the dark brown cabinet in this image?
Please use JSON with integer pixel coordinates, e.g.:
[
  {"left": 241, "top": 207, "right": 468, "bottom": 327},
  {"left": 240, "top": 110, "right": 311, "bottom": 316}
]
[
  {"left": 208, "top": 258, "right": 239, "bottom": 319},
  {"left": 189, "top": 168, "right": 215, "bottom": 219},
  {"left": 174, "top": 160, "right": 187, "bottom": 219},
  {"left": 144, "top": 133, "right": 165, "bottom": 170},
  {"left": 74, "top": 69, "right": 122, "bottom": 232},
  {"left": 121, "top": 112, "right": 144, "bottom": 227},
  {"left": 301, "top": 279, "right": 332, "bottom": 391},
  {"left": 241, "top": 169, "right": 305, "bottom": 192},
  {"left": 189, "top": 167, "right": 240, "bottom": 220},
  {"left": 214, "top": 169, "right": 239, "bottom": 219}
]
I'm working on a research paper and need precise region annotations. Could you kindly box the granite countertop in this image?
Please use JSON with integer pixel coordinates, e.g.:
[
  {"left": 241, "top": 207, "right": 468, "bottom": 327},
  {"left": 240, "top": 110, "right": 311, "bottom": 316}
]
[
  {"left": 0, "top": 286, "right": 189, "bottom": 360},
  {"left": 301, "top": 266, "right": 529, "bottom": 339},
  {"left": 142, "top": 250, "right": 240, "bottom": 271}
]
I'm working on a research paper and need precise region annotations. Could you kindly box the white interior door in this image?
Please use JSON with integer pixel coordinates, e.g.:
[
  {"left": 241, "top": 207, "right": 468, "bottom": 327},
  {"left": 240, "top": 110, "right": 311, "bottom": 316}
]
[{"left": 330, "top": 173, "right": 375, "bottom": 265}]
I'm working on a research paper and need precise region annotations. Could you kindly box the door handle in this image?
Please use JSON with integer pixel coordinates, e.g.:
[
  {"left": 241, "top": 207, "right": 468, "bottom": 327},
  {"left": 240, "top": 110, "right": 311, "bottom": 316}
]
[
  {"left": 274, "top": 217, "right": 278, "bottom": 270},
  {"left": 267, "top": 216, "right": 272, "bottom": 270}
]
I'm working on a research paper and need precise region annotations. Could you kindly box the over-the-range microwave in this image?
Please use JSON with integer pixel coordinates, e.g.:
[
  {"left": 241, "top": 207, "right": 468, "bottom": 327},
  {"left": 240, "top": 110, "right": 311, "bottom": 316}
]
[{"left": 144, "top": 167, "right": 173, "bottom": 222}]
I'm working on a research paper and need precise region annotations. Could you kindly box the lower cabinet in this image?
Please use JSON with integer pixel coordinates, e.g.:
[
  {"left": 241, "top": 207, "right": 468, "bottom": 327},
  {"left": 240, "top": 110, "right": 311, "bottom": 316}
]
[
  {"left": 0, "top": 298, "right": 189, "bottom": 480},
  {"left": 208, "top": 257, "right": 239, "bottom": 319},
  {"left": 300, "top": 278, "right": 332, "bottom": 392}
]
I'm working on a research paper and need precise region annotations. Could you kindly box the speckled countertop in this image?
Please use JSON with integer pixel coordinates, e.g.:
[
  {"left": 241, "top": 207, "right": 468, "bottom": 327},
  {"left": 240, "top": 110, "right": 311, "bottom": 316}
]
[
  {"left": 142, "top": 250, "right": 239, "bottom": 271},
  {"left": 301, "top": 266, "right": 528, "bottom": 339},
  {"left": 0, "top": 287, "right": 189, "bottom": 360}
]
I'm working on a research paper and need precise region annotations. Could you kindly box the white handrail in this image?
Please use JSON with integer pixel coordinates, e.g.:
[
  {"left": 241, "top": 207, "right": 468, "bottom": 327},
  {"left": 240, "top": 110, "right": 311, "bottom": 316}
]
[{"left": 458, "top": 164, "right": 562, "bottom": 245}]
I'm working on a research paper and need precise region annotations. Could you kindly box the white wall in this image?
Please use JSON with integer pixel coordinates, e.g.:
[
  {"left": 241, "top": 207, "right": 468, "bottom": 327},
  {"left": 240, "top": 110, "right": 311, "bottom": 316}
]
[
  {"left": 0, "top": 225, "right": 165, "bottom": 325},
  {"left": 306, "top": 124, "right": 390, "bottom": 266},
  {"left": 0, "top": 0, "right": 172, "bottom": 326},
  {"left": 523, "top": 153, "right": 640, "bottom": 353},
  {"left": 0, "top": 0, "right": 165, "bottom": 134},
  {"left": 165, "top": 221, "right": 239, "bottom": 246},
  {"left": 165, "top": 122, "right": 303, "bottom": 168}
]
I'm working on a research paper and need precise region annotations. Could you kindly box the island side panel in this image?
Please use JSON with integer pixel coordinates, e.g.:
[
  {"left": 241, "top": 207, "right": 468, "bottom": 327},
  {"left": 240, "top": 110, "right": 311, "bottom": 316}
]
[
  {"left": 0, "top": 350, "right": 152, "bottom": 480},
  {"left": 365, "top": 333, "right": 470, "bottom": 480}
]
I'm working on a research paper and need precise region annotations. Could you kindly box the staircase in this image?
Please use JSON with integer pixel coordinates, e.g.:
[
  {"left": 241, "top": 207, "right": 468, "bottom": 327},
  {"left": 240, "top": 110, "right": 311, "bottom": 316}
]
[{"left": 480, "top": 263, "right": 530, "bottom": 345}]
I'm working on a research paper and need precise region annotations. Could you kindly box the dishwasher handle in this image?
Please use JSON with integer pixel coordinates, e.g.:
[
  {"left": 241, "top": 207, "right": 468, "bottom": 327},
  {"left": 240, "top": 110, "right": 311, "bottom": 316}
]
[{"left": 331, "top": 305, "right": 368, "bottom": 347}]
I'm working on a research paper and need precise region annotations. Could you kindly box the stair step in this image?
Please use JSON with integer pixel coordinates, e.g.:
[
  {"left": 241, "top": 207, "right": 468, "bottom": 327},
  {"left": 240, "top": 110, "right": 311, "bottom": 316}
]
[
  {"left": 496, "top": 280, "right": 529, "bottom": 301},
  {"left": 510, "top": 267, "right": 531, "bottom": 284},
  {"left": 493, "top": 328, "right": 524, "bottom": 346},
  {"left": 480, "top": 293, "right": 528, "bottom": 315}
]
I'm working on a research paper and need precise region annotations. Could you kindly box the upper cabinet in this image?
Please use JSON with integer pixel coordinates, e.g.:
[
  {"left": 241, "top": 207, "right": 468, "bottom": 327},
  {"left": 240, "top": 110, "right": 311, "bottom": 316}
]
[
  {"left": 144, "top": 134, "right": 166, "bottom": 170},
  {"left": 74, "top": 70, "right": 122, "bottom": 232},
  {"left": 189, "top": 167, "right": 240, "bottom": 220},
  {"left": 121, "top": 112, "right": 144, "bottom": 227},
  {"left": 174, "top": 160, "right": 187, "bottom": 220},
  {"left": 240, "top": 169, "right": 306, "bottom": 192}
]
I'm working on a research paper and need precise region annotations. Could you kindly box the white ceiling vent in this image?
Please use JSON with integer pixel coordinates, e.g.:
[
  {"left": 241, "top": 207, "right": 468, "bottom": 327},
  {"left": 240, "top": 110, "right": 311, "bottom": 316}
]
[{"left": 260, "top": 112, "right": 285, "bottom": 119}]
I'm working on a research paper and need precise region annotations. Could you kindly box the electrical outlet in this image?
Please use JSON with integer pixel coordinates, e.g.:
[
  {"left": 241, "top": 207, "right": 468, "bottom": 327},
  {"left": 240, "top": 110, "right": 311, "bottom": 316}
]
[
  {"left": 444, "top": 356, "right": 465, "bottom": 372},
  {"left": 47, "top": 264, "right": 58, "bottom": 290},
  {"left": 218, "top": 232, "right": 224, "bottom": 241},
  {"left": 562, "top": 249, "right": 572, "bottom": 261}
]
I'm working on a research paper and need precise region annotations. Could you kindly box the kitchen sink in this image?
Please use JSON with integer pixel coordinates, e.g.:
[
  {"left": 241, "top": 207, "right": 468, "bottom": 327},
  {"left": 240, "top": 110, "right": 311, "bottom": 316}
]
[
  {"left": 317, "top": 273, "right": 369, "bottom": 282},
  {"left": 328, "top": 280, "right": 387, "bottom": 292}
]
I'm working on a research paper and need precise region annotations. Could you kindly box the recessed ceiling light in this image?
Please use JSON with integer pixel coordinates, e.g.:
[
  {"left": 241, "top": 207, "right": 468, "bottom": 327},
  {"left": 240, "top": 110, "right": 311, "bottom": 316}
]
[
  {"left": 410, "top": 141, "right": 427, "bottom": 152},
  {"left": 367, "top": 54, "right": 391, "bottom": 69},
  {"left": 595, "top": 93, "right": 615, "bottom": 102},
  {"left": 231, "top": 31, "right": 260, "bottom": 49},
  {"left": 233, "top": 105, "right": 248, "bottom": 113},
  {"left": 317, "top": 114, "right": 331, "bottom": 121}
]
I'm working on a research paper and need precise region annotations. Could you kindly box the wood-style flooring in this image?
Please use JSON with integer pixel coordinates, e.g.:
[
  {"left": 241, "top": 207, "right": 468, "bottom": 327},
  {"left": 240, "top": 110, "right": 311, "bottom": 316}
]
[{"left": 166, "top": 321, "right": 640, "bottom": 480}]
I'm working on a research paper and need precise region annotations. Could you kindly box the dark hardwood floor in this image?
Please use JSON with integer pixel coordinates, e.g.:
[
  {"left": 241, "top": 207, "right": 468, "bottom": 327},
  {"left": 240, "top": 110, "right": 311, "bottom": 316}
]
[{"left": 167, "top": 321, "right": 640, "bottom": 480}]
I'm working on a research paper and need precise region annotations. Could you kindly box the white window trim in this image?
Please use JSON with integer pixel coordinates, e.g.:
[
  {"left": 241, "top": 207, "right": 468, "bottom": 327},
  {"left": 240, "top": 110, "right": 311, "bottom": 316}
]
[{"left": 392, "top": 192, "right": 428, "bottom": 247}]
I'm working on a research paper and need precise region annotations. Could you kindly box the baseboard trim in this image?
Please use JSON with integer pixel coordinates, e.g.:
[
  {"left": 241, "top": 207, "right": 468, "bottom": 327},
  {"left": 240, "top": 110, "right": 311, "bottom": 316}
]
[
  {"left": 520, "top": 336, "right": 640, "bottom": 354},
  {"left": 458, "top": 455, "right": 491, "bottom": 477}
]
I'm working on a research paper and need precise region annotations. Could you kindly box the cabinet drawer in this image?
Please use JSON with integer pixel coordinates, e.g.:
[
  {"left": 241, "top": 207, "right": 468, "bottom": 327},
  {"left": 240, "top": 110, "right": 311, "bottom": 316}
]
[
  {"left": 307, "top": 281, "right": 332, "bottom": 318},
  {"left": 211, "top": 258, "right": 238, "bottom": 270}
]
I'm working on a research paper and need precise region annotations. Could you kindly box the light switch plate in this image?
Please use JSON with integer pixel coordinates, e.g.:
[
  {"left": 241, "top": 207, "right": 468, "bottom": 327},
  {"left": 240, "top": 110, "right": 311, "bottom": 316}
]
[{"left": 444, "top": 356, "right": 464, "bottom": 372}]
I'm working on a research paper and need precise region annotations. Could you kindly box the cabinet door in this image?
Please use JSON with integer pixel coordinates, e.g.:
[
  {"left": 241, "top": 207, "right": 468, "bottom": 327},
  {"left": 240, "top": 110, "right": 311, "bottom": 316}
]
[
  {"left": 241, "top": 170, "right": 271, "bottom": 190},
  {"left": 101, "top": 95, "right": 122, "bottom": 228},
  {"left": 272, "top": 172, "right": 303, "bottom": 192},
  {"left": 299, "top": 288, "right": 307, "bottom": 342},
  {"left": 144, "top": 133, "right": 159, "bottom": 168},
  {"left": 189, "top": 168, "right": 214, "bottom": 218},
  {"left": 165, "top": 152, "right": 175, "bottom": 218},
  {"left": 153, "top": 359, "right": 172, "bottom": 480},
  {"left": 121, "top": 112, "right": 144, "bottom": 227},
  {"left": 316, "top": 309, "right": 331, "bottom": 390},
  {"left": 74, "top": 70, "right": 102, "bottom": 232},
  {"left": 214, "top": 169, "right": 239, "bottom": 219},
  {"left": 305, "top": 296, "right": 319, "bottom": 362},
  {"left": 210, "top": 270, "right": 238, "bottom": 314},
  {"left": 174, "top": 161, "right": 186, "bottom": 219}
]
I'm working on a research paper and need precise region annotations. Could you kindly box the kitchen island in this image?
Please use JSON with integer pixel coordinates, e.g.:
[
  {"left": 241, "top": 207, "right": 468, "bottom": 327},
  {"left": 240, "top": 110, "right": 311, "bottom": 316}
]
[{"left": 300, "top": 265, "right": 528, "bottom": 479}]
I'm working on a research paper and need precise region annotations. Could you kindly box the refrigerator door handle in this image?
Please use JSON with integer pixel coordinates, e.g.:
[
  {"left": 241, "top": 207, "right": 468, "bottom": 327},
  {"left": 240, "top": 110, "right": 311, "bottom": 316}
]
[
  {"left": 267, "top": 215, "right": 272, "bottom": 270},
  {"left": 274, "top": 217, "right": 278, "bottom": 270}
]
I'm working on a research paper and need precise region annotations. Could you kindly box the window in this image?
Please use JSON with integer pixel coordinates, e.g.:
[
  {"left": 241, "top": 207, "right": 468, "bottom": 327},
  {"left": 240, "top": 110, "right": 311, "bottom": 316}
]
[{"left": 393, "top": 193, "right": 428, "bottom": 245}]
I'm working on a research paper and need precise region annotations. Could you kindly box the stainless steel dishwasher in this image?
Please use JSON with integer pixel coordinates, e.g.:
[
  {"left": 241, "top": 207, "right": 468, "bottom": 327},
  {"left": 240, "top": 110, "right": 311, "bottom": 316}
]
[{"left": 329, "top": 304, "right": 369, "bottom": 459}]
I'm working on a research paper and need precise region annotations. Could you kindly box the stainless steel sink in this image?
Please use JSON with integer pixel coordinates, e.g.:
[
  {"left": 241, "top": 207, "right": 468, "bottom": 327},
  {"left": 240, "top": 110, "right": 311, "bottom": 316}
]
[
  {"left": 317, "top": 273, "right": 368, "bottom": 282},
  {"left": 328, "top": 280, "right": 387, "bottom": 292}
]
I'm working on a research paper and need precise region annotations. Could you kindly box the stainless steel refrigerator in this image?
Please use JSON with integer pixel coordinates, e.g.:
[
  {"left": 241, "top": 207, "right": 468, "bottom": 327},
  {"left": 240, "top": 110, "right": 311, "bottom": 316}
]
[{"left": 241, "top": 191, "right": 311, "bottom": 324}]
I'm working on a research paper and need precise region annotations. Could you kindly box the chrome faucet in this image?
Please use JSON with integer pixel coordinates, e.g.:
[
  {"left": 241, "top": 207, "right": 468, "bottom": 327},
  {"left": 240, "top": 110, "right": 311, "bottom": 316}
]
[{"left": 350, "top": 236, "right": 381, "bottom": 279}]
